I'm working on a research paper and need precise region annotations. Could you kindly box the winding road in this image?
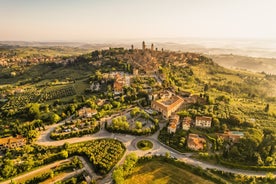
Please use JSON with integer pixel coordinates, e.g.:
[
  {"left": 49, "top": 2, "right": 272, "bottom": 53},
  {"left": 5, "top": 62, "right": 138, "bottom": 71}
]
[
  {"left": 2, "top": 116, "right": 275, "bottom": 184},
  {"left": 37, "top": 120, "right": 276, "bottom": 180}
]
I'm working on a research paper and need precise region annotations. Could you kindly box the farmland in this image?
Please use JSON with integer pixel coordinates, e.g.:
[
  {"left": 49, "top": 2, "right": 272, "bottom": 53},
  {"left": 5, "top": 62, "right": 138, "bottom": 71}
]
[{"left": 124, "top": 160, "right": 215, "bottom": 184}]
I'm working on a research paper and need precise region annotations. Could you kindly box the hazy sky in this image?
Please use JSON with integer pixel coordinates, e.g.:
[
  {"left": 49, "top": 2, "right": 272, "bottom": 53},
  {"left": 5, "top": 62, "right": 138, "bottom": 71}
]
[{"left": 0, "top": 0, "right": 276, "bottom": 41}]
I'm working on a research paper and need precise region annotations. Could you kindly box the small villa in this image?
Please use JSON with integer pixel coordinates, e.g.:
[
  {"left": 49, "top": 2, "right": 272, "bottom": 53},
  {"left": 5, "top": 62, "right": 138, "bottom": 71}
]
[
  {"left": 217, "top": 130, "right": 244, "bottom": 143},
  {"left": 182, "top": 117, "right": 192, "bottom": 130},
  {"left": 187, "top": 133, "right": 206, "bottom": 151},
  {"left": 167, "top": 114, "right": 180, "bottom": 134},
  {"left": 195, "top": 116, "right": 212, "bottom": 128}
]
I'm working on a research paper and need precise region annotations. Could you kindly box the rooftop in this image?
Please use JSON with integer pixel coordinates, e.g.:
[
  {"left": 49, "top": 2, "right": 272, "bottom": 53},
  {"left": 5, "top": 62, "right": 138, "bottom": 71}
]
[
  {"left": 155, "top": 95, "right": 184, "bottom": 109},
  {"left": 196, "top": 116, "right": 212, "bottom": 121}
]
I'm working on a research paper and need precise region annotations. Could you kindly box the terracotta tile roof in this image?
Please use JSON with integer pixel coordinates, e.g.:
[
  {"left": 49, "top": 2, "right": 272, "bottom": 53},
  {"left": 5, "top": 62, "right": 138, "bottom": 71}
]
[
  {"left": 187, "top": 133, "right": 206, "bottom": 150},
  {"left": 196, "top": 116, "right": 212, "bottom": 122}
]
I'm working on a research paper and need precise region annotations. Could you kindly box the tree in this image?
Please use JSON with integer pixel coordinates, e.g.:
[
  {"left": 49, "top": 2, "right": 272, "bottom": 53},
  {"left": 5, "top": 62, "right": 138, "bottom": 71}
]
[
  {"left": 72, "top": 156, "right": 82, "bottom": 168},
  {"left": 103, "top": 104, "right": 113, "bottom": 111},
  {"left": 212, "top": 117, "right": 220, "bottom": 130},
  {"left": 49, "top": 113, "right": 61, "bottom": 124},
  {"left": 112, "top": 166, "right": 124, "bottom": 184},
  {"left": 22, "top": 157, "right": 34, "bottom": 171},
  {"left": 2, "top": 160, "right": 17, "bottom": 178},
  {"left": 135, "top": 121, "right": 142, "bottom": 129},
  {"left": 26, "top": 103, "right": 41, "bottom": 119},
  {"left": 228, "top": 115, "right": 243, "bottom": 126},
  {"left": 71, "top": 177, "right": 77, "bottom": 184},
  {"left": 63, "top": 142, "right": 69, "bottom": 150},
  {"left": 265, "top": 156, "right": 274, "bottom": 166},
  {"left": 221, "top": 124, "right": 228, "bottom": 131},
  {"left": 50, "top": 170, "right": 54, "bottom": 179},
  {"left": 253, "top": 152, "right": 264, "bottom": 166},
  {"left": 10, "top": 180, "right": 17, "bottom": 184},
  {"left": 204, "top": 84, "right": 209, "bottom": 92},
  {"left": 60, "top": 150, "right": 68, "bottom": 159},
  {"left": 123, "top": 153, "right": 138, "bottom": 174},
  {"left": 23, "top": 145, "right": 34, "bottom": 154},
  {"left": 264, "top": 104, "right": 270, "bottom": 112},
  {"left": 95, "top": 70, "right": 103, "bottom": 81},
  {"left": 25, "top": 130, "right": 39, "bottom": 143}
]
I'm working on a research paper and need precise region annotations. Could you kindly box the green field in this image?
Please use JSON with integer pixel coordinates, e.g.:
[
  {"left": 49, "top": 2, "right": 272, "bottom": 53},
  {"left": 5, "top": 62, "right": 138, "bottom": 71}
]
[{"left": 124, "top": 160, "right": 215, "bottom": 184}]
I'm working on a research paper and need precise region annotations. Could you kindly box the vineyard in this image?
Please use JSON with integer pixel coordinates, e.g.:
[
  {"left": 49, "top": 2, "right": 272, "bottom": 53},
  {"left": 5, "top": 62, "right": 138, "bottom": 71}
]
[
  {"left": 1, "top": 86, "right": 77, "bottom": 110},
  {"left": 1, "top": 88, "right": 40, "bottom": 110},
  {"left": 38, "top": 86, "right": 76, "bottom": 102},
  {"left": 0, "top": 139, "right": 125, "bottom": 180},
  {"left": 68, "top": 139, "right": 126, "bottom": 175}
]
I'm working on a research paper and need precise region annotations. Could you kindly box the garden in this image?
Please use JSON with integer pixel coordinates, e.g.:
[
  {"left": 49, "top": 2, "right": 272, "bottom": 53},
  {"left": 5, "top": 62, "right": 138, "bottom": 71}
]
[
  {"left": 105, "top": 107, "right": 159, "bottom": 135},
  {"left": 50, "top": 118, "right": 100, "bottom": 140},
  {"left": 136, "top": 140, "right": 153, "bottom": 151}
]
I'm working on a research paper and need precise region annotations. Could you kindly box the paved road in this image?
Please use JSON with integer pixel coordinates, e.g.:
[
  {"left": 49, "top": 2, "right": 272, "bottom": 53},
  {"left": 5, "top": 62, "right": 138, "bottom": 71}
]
[
  {"left": 36, "top": 121, "right": 276, "bottom": 179},
  {"left": 4, "top": 118, "right": 274, "bottom": 184},
  {"left": 37, "top": 115, "right": 74, "bottom": 143}
]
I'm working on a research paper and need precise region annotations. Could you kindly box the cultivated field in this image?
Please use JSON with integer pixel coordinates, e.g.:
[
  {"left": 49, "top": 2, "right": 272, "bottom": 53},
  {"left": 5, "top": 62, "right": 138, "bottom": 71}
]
[{"left": 124, "top": 160, "right": 215, "bottom": 184}]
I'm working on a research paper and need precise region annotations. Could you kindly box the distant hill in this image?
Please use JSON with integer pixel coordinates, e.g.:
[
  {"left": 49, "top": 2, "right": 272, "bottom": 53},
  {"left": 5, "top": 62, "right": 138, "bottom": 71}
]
[
  {"left": 1, "top": 40, "right": 276, "bottom": 75},
  {"left": 210, "top": 54, "right": 276, "bottom": 75}
]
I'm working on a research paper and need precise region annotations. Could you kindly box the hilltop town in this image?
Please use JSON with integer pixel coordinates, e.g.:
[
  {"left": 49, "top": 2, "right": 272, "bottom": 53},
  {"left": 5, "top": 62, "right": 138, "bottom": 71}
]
[{"left": 0, "top": 42, "right": 275, "bottom": 183}]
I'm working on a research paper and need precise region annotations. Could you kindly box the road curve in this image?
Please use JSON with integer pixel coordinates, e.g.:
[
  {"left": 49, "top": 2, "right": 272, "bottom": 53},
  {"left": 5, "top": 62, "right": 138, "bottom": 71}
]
[{"left": 13, "top": 120, "right": 274, "bottom": 184}]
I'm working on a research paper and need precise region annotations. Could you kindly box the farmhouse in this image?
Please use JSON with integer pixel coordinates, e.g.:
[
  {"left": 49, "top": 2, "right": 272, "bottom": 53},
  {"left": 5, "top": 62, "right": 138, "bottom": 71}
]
[
  {"left": 0, "top": 135, "right": 26, "bottom": 151},
  {"left": 187, "top": 133, "right": 206, "bottom": 151},
  {"left": 195, "top": 116, "right": 212, "bottom": 128},
  {"left": 182, "top": 117, "right": 192, "bottom": 130},
  {"left": 78, "top": 107, "right": 97, "bottom": 118},
  {"left": 167, "top": 114, "right": 180, "bottom": 133},
  {"left": 217, "top": 131, "right": 244, "bottom": 143},
  {"left": 151, "top": 94, "right": 184, "bottom": 118}
]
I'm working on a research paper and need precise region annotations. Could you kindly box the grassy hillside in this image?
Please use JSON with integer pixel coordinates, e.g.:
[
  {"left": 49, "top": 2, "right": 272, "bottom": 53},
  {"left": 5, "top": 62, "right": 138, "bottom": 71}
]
[{"left": 1, "top": 47, "right": 275, "bottom": 136}]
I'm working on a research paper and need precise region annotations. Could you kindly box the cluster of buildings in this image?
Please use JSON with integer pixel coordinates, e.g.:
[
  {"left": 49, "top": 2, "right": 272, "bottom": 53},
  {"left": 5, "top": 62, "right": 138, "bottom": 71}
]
[
  {"left": 0, "top": 135, "right": 26, "bottom": 151},
  {"left": 0, "top": 55, "right": 67, "bottom": 67},
  {"left": 166, "top": 115, "right": 212, "bottom": 134}
]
